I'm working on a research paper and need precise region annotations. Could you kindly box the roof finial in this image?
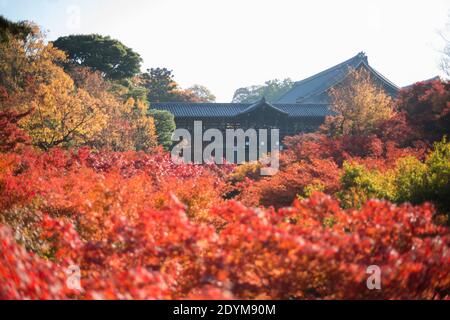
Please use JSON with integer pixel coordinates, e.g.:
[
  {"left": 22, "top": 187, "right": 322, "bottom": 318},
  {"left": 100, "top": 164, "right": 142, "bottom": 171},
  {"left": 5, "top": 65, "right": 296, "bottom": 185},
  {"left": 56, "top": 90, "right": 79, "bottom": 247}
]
[{"left": 357, "top": 51, "right": 368, "bottom": 64}]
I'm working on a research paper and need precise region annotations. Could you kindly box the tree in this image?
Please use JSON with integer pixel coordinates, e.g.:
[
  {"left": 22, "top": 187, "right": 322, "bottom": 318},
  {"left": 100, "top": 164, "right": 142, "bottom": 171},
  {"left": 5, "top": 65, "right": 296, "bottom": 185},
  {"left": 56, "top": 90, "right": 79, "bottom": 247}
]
[
  {"left": 442, "top": 42, "right": 450, "bottom": 77},
  {"left": 396, "top": 79, "right": 450, "bottom": 143},
  {"left": 440, "top": 14, "right": 450, "bottom": 76},
  {"left": 53, "top": 34, "right": 142, "bottom": 80},
  {"left": 321, "top": 68, "right": 394, "bottom": 137},
  {"left": 0, "top": 25, "right": 107, "bottom": 149},
  {"left": 1, "top": 24, "right": 157, "bottom": 152},
  {"left": 337, "top": 138, "right": 450, "bottom": 223},
  {"left": 232, "top": 78, "right": 294, "bottom": 103},
  {"left": 187, "top": 84, "right": 216, "bottom": 102},
  {"left": 116, "top": 76, "right": 149, "bottom": 102},
  {"left": 337, "top": 161, "right": 396, "bottom": 209},
  {"left": 0, "top": 23, "right": 64, "bottom": 104},
  {"left": 65, "top": 65, "right": 157, "bottom": 152},
  {"left": 94, "top": 97, "right": 157, "bottom": 152},
  {"left": 142, "top": 68, "right": 215, "bottom": 103},
  {"left": 0, "top": 16, "right": 31, "bottom": 43},
  {"left": 142, "top": 68, "right": 178, "bottom": 102},
  {"left": 395, "top": 138, "right": 450, "bottom": 221},
  {"left": 19, "top": 66, "right": 108, "bottom": 150},
  {"left": 147, "top": 109, "right": 176, "bottom": 149}
]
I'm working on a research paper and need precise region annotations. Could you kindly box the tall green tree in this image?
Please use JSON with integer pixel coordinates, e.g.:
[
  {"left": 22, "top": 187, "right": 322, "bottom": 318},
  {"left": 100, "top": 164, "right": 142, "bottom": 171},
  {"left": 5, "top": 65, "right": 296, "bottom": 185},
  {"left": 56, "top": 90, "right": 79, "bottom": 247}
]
[
  {"left": 147, "top": 109, "right": 176, "bottom": 149},
  {"left": 142, "top": 68, "right": 215, "bottom": 103},
  {"left": 53, "top": 34, "right": 142, "bottom": 80},
  {"left": 232, "top": 78, "right": 294, "bottom": 103},
  {"left": 142, "top": 68, "right": 178, "bottom": 102}
]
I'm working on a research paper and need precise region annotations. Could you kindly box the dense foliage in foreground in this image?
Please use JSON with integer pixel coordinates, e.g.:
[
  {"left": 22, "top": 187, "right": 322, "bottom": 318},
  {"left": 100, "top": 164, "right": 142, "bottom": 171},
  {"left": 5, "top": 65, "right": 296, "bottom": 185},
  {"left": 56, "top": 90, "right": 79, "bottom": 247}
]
[
  {"left": 0, "top": 145, "right": 449, "bottom": 299},
  {"left": 1, "top": 16, "right": 450, "bottom": 300},
  {"left": 1, "top": 75, "right": 450, "bottom": 300}
]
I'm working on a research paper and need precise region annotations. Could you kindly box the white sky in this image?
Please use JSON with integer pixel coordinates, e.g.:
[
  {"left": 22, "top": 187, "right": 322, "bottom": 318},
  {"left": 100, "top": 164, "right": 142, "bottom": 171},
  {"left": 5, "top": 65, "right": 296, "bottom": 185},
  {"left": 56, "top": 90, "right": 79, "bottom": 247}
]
[{"left": 2, "top": 0, "right": 450, "bottom": 101}]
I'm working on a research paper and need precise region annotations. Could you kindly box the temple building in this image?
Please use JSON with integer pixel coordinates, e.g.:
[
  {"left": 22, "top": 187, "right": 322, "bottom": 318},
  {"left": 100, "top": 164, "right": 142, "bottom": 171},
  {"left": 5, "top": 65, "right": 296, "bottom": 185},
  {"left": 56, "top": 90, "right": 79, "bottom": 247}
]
[{"left": 152, "top": 52, "right": 400, "bottom": 145}]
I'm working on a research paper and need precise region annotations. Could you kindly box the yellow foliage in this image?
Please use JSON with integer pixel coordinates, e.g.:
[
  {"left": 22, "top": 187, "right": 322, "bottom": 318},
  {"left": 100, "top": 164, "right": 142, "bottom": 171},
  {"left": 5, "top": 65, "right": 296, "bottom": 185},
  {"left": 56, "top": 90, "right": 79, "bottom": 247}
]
[
  {"left": 322, "top": 68, "right": 394, "bottom": 136},
  {"left": 19, "top": 67, "right": 107, "bottom": 149},
  {"left": 95, "top": 96, "right": 157, "bottom": 152},
  {"left": 230, "top": 161, "right": 262, "bottom": 182},
  {"left": 1, "top": 25, "right": 157, "bottom": 151}
]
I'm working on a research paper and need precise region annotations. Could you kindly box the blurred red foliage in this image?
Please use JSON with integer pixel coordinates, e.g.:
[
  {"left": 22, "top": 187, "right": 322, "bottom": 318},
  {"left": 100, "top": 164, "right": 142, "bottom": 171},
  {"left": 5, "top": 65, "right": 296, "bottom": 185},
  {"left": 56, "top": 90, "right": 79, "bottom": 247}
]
[
  {"left": 0, "top": 110, "right": 31, "bottom": 153},
  {"left": 1, "top": 189, "right": 449, "bottom": 299}
]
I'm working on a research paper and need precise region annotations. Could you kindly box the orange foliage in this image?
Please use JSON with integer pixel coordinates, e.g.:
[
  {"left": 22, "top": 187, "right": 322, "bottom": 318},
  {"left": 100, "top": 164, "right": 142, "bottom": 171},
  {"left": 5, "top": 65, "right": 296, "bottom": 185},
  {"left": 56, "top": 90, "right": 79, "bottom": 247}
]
[{"left": 1, "top": 146, "right": 449, "bottom": 300}]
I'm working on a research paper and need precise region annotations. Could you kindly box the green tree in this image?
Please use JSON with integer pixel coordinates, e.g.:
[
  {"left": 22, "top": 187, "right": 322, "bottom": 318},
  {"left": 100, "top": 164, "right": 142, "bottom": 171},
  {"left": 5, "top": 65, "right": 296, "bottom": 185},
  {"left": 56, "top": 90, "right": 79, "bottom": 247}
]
[
  {"left": 142, "top": 68, "right": 215, "bottom": 103},
  {"left": 53, "top": 34, "right": 142, "bottom": 80},
  {"left": 394, "top": 138, "right": 450, "bottom": 218},
  {"left": 422, "top": 138, "right": 450, "bottom": 218},
  {"left": 147, "top": 109, "right": 176, "bottom": 149},
  {"left": 337, "top": 161, "right": 395, "bottom": 209},
  {"left": 232, "top": 78, "right": 294, "bottom": 103},
  {"left": 0, "top": 15, "right": 31, "bottom": 43},
  {"left": 337, "top": 138, "right": 450, "bottom": 223},
  {"left": 141, "top": 68, "right": 178, "bottom": 102},
  {"left": 111, "top": 76, "right": 149, "bottom": 102},
  {"left": 394, "top": 156, "right": 428, "bottom": 204}
]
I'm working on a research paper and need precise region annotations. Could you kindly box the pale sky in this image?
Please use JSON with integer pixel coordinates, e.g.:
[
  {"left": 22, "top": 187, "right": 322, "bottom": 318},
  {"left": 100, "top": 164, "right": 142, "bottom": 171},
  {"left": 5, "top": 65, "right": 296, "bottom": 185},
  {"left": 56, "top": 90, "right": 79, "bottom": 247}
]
[{"left": 1, "top": 0, "right": 450, "bottom": 101}]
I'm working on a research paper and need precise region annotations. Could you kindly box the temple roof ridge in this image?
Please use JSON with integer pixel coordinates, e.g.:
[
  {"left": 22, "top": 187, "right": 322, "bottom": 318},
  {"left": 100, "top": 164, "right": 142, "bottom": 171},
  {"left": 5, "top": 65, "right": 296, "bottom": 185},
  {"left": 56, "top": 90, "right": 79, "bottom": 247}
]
[{"left": 276, "top": 51, "right": 399, "bottom": 104}]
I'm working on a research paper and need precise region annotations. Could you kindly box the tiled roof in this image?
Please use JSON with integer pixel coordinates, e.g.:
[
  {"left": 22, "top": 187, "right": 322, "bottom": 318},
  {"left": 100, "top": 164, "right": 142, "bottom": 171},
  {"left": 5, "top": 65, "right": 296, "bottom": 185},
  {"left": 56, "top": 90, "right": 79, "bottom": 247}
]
[
  {"left": 276, "top": 52, "right": 399, "bottom": 104},
  {"left": 277, "top": 104, "right": 333, "bottom": 117},
  {"left": 151, "top": 52, "right": 399, "bottom": 119},
  {"left": 152, "top": 103, "right": 246, "bottom": 118},
  {"left": 151, "top": 101, "right": 333, "bottom": 118},
  {"left": 239, "top": 97, "right": 289, "bottom": 116}
]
